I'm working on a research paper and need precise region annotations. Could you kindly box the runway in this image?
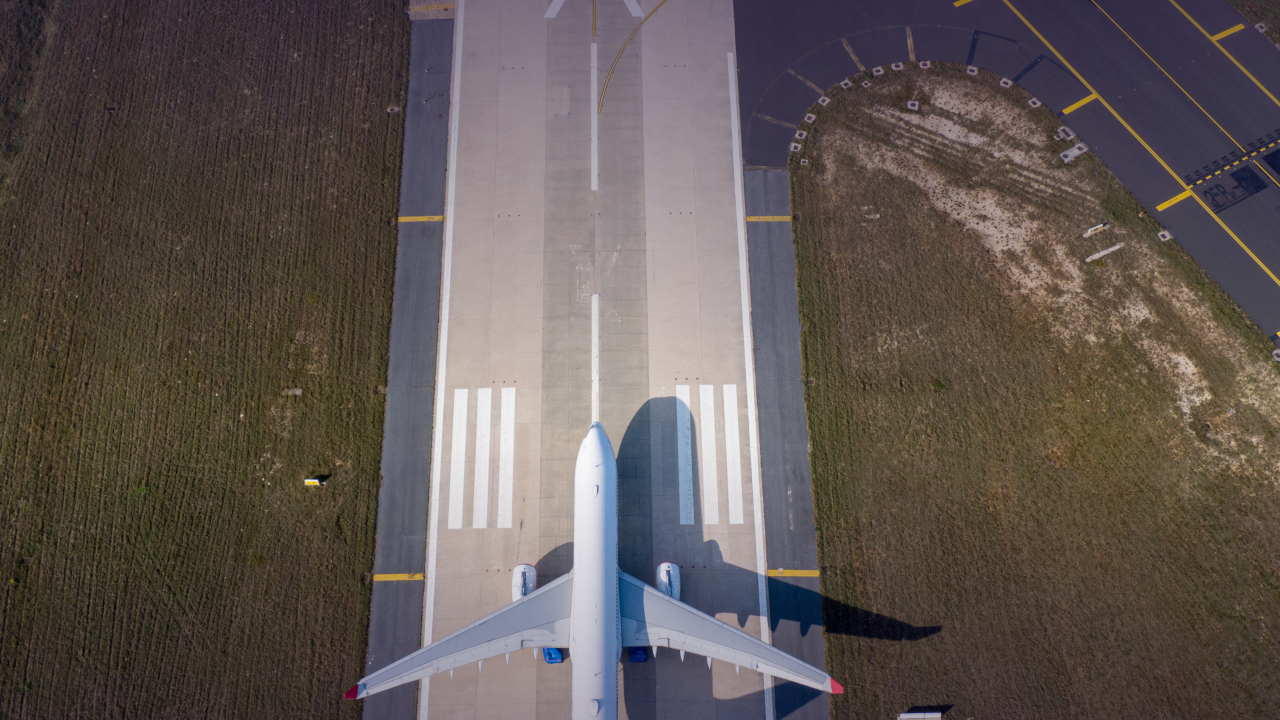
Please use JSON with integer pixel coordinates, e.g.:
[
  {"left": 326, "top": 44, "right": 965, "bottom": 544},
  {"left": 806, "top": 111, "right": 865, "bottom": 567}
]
[{"left": 364, "top": 0, "right": 1280, "bottom": 718}]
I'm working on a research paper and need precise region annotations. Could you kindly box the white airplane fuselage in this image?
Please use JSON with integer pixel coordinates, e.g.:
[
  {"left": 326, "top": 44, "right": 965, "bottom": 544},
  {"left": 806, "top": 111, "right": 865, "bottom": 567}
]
[{"left": 569, "top": 422, "right": 620, "bottom": 719}]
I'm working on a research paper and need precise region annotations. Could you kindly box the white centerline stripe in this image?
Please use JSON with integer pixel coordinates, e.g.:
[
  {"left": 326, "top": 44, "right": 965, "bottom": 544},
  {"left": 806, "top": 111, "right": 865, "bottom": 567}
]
[
  {"left": 422, "top": 2, "right": 466, "bottom": 713},
  {"left": 448, "top": 388, "right": 468, "bottom": 530},
  {"left": 472, "top": 388, "right": 492, "bottom": 528},
  {"left": 497, "top": 387, "right": 516, "bottom": 528},
  {"left": 675, "top": 385, "right": 694, "bottom": 525},
  {"left": 590, "top": 43, "right": 599, "bottom": 192},
  {"left": 729, "top": 50, "right": 776, "bottom": 719},
  {"left": 699, "top": 384, "right": 720, "bottom": 525},
  {"left": 591, "top": 294, "right": 600, "bottom": 422},
  {"left": 723, "top": 384, "right": 744, "bottom": 525}
]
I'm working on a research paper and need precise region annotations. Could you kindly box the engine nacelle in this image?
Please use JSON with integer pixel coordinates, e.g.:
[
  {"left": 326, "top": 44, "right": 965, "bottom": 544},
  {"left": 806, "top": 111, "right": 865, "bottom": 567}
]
[
  {"left": 511, "top": 564, "right": 537, "bottom": 602},
  {"left": 656, "top": 562, "right": 680, "bottom": 601}
]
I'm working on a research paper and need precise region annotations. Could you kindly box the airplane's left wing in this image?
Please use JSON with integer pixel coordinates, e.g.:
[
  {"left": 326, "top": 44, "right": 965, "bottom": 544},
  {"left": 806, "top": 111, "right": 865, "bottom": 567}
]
[
  {"left": 618, "top": 571, "right": 842, "bottom": 693},
  {"left": 348, "top": 571, "right": 573, "bottom": 699}
]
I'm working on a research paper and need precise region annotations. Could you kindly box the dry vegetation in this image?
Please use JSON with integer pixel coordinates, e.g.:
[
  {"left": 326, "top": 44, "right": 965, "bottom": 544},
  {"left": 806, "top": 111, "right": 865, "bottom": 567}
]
[
  {"left": 0, "top": 0, "right": 407, "bottom": 717},
  {"left": 793, "top": 65, "right": 1280, "bottom": 718}
]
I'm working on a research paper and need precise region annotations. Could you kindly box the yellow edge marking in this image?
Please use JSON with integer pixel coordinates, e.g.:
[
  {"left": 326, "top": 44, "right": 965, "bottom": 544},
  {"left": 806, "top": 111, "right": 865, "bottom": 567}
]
[
  {"left": 1210, "top": 23, "right": 1245, "bottom": 41},
  {"left": 1003, "top": 0, "right": 1280, "bottom": 291},
  {"left": 399, "top": 215, "right": 445, "bottom": 222},
  {"left": 599, "top": 0, "right": 671, "bottom": 114},
  {"left": 1166, "top": 1, "right": 1280, "bottom": 109},
  {"left": 906, "top": 26, "right": 916, "bottom": 63},
  {"left": 1061, "top": 92, "right": 1097, "bottom": 114},
  {"left": 1156, "top": 189, "right": 1193, "bottom": 211},
  {"left": 407, "top": 3, "right": 455, "bottom": 10},
  {"left": 954, "top": 0, "right": 975, "bottom": 6},
  {"left": 767, "top": 569, "right": 820, "bottom": 577},
  {"left": 373, "top": 573, "right": 425, "bottom": 581},
  {"left": 746, "top": 216, "right": 792, "bottom": 222},
  {"left": 788, "top": 68, "right": 826, "bottom": 95},
  {"left": 1089, "top": 1, "right": 1242, "bottom": 148}
]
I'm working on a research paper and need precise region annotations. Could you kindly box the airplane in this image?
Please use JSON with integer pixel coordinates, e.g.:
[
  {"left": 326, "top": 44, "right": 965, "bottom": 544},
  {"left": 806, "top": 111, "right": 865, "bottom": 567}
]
[{"left": 346, "top": 422, "right": 843, "bottom": 718}]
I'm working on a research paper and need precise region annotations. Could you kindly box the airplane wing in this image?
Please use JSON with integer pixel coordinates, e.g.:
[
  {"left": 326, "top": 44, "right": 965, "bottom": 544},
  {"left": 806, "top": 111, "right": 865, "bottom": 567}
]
[
  {"left": 348, "top": 571, "right": 573, "bottom": 699},
  {"left": 618, "top": 571, "right": 842, "bottom": 693}
]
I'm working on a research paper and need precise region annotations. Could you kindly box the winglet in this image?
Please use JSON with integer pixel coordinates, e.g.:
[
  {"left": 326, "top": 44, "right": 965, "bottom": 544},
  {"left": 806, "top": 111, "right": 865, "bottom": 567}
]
[
  {"left": 828, "top": 679, "right": 844, "bottom": 694},
  {"left": 344, "top": 684, "right": 362, "bottom": 700}
]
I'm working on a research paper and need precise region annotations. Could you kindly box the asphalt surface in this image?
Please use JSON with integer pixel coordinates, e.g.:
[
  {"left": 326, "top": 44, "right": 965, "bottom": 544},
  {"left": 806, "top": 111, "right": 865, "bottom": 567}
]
[
  {"left": 732, "top": 0, "right": 1280, "bottom": 335},
  {"left": 363, "top": 17, "right": 453, "bottom": 720}
]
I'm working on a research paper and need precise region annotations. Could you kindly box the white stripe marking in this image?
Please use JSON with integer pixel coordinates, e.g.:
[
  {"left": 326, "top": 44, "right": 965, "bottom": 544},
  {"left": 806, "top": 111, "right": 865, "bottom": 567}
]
[
  {"left": 543, "top": 0, "right": 566, "bottom": 19},
  {"left": 422, "top": 3, "right": 466, "bottom": 712},
  {"left": 448, "top": 388, "right": 468, "bottom": 530},
  {"left": 591, "top": 294, "right": 600, "bottom": 422},
  {"left": 675, "top": 385, "right": 694, "bottom": 525},
  {"left": 591, "top": 43, "right": 599, "bottom": 192},
  {"left": 728, "top": 50, "right": 776, "bottom": 718},
  {"left": 699, "top": 384, "right": 719, "bottom": 525},
  {"left": 723, "top": 384, "right": 744, "bottom": 525},
  {"left": 622, "top": 0, "right": 643, "bottom": 17},
  {"left": 497, "top": 387, "right": 516, "bottom": 528},
  {"left": 472, "top": 388, "right": 492, "bottom": 528}
]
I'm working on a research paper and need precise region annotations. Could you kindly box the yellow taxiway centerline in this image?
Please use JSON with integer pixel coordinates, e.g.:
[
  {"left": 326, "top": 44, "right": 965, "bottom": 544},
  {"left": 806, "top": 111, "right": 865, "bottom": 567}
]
[
  {"left": 1002, "top": 0, "right": 1280, "bottom": 290},
  {"left": 1165, "top": 1, "right": 1280, "bottom": 109}
]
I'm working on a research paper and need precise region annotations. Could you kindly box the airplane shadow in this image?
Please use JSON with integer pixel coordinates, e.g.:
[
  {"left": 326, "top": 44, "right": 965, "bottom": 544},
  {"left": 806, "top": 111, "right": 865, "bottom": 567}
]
[{"left": 558, "top": 398, "right": 943, "bottom": 719}]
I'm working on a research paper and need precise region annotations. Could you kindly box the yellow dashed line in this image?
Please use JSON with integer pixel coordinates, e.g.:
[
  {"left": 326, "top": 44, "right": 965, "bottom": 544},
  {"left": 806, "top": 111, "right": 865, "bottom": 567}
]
[
  {"left": 1061, "top": 92, "right": 1098, "bottom": 114},
  {"left": 767, "top": 569, "right": 820, "bottom": 577},
  {"left": 373, "top": 573, "right": 425, "bottom": 581},
  {"left": 1191, "top": 139, "right": 1280, "bottom": 186},
  {"left": 746, "top": 216, "right": 792, "bottom": 222},
  {"left": 1156, "top": 189, "right": 1193, "bottom": 211},
  {"left": 1210, "top": 23, "right": 1245, "bottom": 41},
  {"left": 398, "top": 215, "right": 445, "bottom": 222}
]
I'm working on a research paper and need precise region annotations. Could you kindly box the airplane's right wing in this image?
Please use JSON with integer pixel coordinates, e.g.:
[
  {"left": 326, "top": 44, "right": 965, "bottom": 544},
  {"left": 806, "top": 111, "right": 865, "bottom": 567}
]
[
  {"left": 348, "top": 571, "right": 573, "bottom": 699},
  {"left": 618, "top": 571, "right": 842, "bottom": 693}
]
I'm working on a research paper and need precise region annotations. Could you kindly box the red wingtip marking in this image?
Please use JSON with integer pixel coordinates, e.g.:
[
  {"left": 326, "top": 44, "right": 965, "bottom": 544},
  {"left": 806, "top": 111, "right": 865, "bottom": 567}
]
[
  {"left": 829, "top": 679, "right": 844, "bottom": 694},
  {"left": 344, "top": 685, "right": 360, "bottom": 700}
]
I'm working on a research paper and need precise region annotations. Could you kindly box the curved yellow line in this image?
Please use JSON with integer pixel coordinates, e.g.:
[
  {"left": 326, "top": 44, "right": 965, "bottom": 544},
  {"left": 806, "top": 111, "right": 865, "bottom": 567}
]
[{"left": 598, "top": 0, "right": 671, "bottom": 114}]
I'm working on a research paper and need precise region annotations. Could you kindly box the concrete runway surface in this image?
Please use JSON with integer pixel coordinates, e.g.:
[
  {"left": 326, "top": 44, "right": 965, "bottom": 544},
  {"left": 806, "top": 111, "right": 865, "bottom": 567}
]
[{"left": 365, "top": 0, "right": 1280, "bottom": 718}]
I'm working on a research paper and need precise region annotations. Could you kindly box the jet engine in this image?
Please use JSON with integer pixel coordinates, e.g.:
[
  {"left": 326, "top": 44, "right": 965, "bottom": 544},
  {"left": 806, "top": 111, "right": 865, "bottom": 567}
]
[
  {"left": 656, "top": 562, "right": 680, "bottom": 601},
  {"left": 511, "top": 564, "right": 537, "bottom": 602}
]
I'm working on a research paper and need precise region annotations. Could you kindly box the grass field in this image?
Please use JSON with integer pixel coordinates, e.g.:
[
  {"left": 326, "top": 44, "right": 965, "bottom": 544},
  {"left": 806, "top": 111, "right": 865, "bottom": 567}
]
[
  {"left": 0, "top": 0, "right": 407, "bottom": 717},
  {"left": 1229, "top": 0, "right": 1280, "bottom": 44},
  {"left": 792, "top": 65, "right": 1280, "bottom": 718}
]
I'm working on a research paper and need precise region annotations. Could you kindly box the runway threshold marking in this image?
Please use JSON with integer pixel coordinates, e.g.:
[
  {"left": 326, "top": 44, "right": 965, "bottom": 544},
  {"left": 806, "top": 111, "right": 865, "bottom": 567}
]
[
  {"left": 1209, "top": 23, "right": 1245, "bottom": 41},
  {"left": 1156, "top": 189, "right": 1193, "bottom": 211},
  {"left": 767, "top": 569, "right": 820, "bottom": 577},
  {"left": 399, "top": 215, "right": 446, "bottom": 222},
  {"left": 745, "top": 215, "right": 792, "bottom": 221},
  {"left": 1061, "top": 92, "right": 1097, "bottom": 114},
  {"left": 1002, "top": 0, "right": 1280, "bottom": 291},
  {"left": 373, "top": 573, "right": 425, "bottom": 581},
  {"left": 1165, "top": 0, "right": 1280, "bottom": 109}
]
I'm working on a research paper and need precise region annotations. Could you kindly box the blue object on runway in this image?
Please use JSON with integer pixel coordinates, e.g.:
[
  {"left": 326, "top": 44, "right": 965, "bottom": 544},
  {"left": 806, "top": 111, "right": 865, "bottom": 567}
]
[
  {"left": 542, "top": 647, "right": 564, "bottom": 664},
  {"left": 628, "top": 647, "right": 648, "bottom": 663}
]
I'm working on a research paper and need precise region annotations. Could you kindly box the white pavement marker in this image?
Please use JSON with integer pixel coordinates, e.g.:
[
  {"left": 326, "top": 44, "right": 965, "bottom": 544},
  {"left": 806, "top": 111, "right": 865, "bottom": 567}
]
[
  {"left": 676, "top": 385, "right": 694, "bottom": 525},
  {"left": 591, "top": 294, "right": 600, "bottom": 422},
  {"left": 699, "top": 385, "right": 720, "bottom": 525},
  {"left": 723, "top": 384, "right": 744, "bottom": 525},
  {"left": 472, "top": 388, "right": 492, "bottom": 529},
  {"left": 590, "top": 44, "right": 599, "bottom": 192},
  {"left": 497, "top": 387, "right": 516, "bottom": 529},
  {"left": 448, "top": 388, "right": 468, "bottom": 530}
]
